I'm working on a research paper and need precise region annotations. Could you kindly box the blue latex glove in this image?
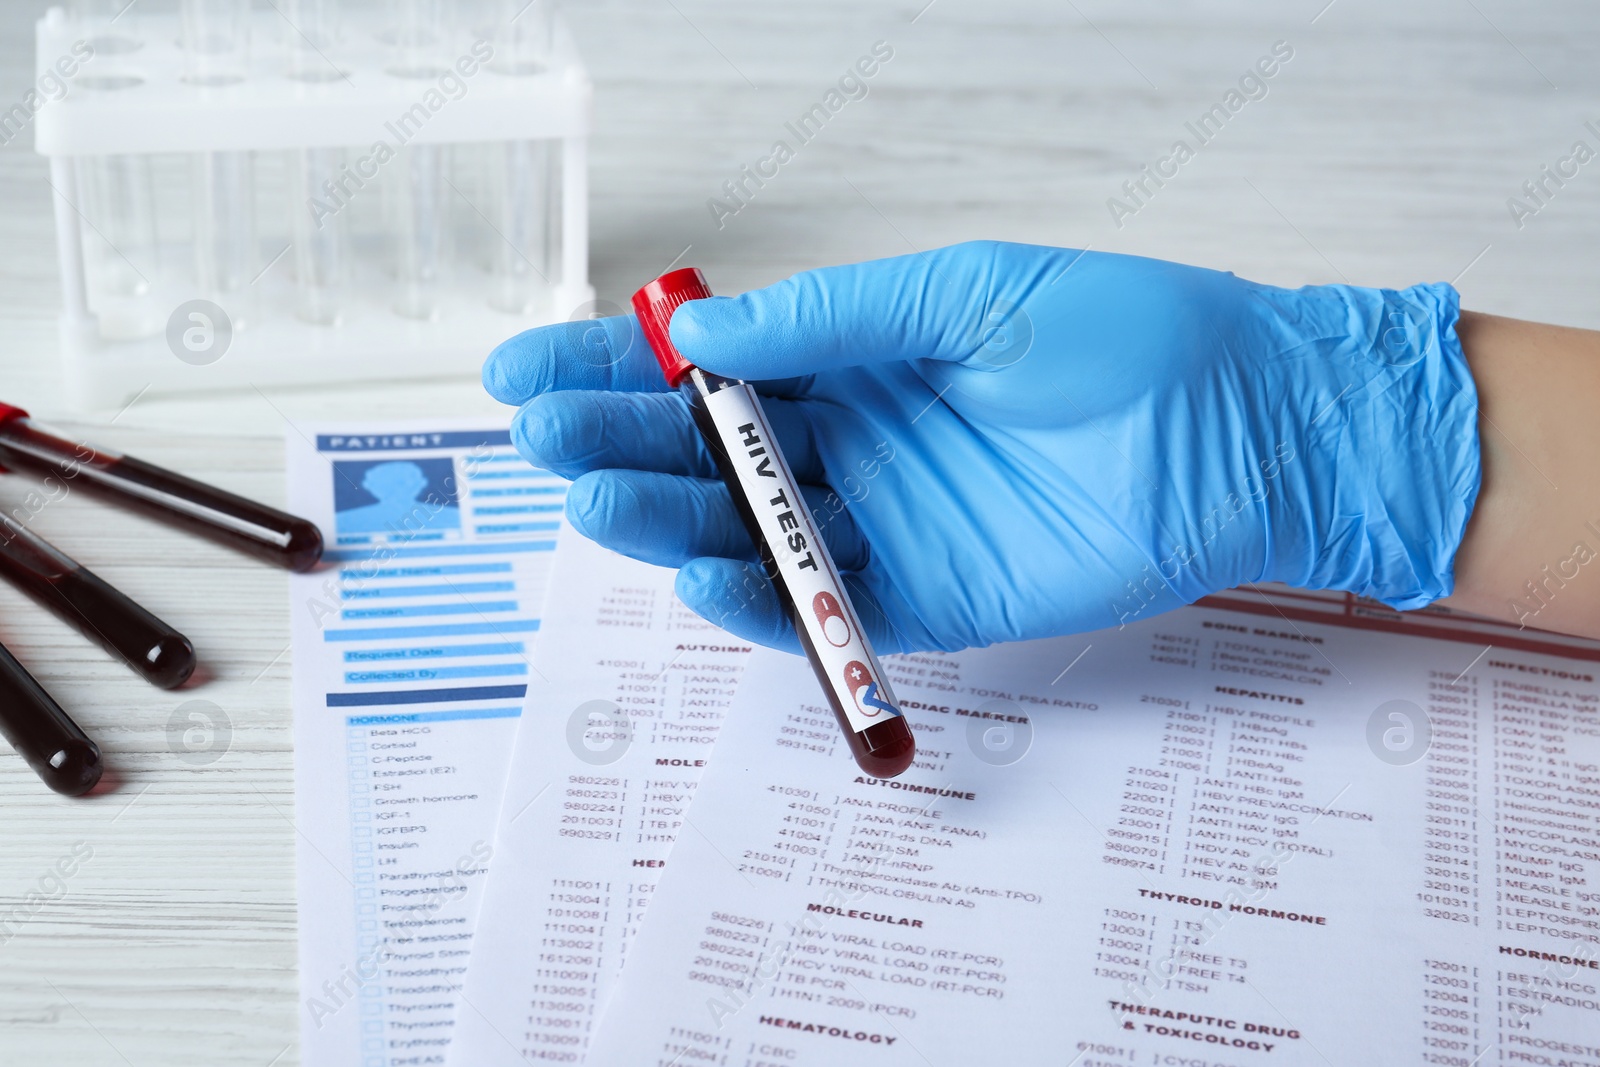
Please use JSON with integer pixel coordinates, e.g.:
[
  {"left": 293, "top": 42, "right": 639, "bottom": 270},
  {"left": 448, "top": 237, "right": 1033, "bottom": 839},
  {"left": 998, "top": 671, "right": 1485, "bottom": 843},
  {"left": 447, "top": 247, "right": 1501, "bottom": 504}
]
[{"left": 483, "top": 242, "right": 1480, "bottom": 654}]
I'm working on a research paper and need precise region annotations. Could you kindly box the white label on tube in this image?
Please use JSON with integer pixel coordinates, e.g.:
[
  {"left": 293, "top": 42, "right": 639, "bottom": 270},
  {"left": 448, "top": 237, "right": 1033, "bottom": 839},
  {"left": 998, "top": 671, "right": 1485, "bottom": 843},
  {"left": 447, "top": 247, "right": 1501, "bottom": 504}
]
[{"left": 703, "top": 383, "right": 902, "bottom": 735}]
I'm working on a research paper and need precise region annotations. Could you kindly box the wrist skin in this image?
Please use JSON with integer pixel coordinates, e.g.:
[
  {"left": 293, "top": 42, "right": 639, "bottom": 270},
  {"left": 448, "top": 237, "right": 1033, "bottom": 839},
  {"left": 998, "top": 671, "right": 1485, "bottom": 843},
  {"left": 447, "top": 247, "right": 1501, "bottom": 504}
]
[{"left": 1439, "top": 311, "right": 1600, "bottom": 639}]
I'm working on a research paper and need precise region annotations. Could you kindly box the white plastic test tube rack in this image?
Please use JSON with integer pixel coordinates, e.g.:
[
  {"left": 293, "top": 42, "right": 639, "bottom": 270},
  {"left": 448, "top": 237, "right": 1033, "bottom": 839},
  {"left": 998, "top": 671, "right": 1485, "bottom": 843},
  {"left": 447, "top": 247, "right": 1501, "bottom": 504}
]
[{"left": 34, "top": 4, "right": 592, "bottom": 411}]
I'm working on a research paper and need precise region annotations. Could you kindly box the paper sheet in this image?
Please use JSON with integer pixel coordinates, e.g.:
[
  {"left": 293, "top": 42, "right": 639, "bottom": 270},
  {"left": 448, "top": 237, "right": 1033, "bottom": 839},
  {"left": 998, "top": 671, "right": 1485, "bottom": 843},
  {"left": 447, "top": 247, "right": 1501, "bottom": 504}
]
[
  {"left": 286, "top": 421, "right": 564, "bottom": 1067},
  {"left": 446, "top": 529, "right": 749, "bottom": 1067},
  {"left": 586, "top": 603, "right": 1600, "bottom": 1065}
]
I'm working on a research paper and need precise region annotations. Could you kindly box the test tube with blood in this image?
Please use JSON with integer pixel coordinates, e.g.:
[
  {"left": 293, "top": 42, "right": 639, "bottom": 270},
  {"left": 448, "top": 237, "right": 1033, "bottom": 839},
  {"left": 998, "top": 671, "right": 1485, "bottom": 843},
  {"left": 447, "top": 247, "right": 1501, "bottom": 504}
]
[{"left": 632, "top": 268, "right": 916, "bottom": 779}]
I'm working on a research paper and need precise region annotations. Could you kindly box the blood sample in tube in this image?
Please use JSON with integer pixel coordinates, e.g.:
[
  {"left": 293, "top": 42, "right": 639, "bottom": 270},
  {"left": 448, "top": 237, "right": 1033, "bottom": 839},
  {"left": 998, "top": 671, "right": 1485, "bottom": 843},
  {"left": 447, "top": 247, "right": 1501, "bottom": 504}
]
[{"left": 632, "top": 269, "right": 915, "bottom": 778}]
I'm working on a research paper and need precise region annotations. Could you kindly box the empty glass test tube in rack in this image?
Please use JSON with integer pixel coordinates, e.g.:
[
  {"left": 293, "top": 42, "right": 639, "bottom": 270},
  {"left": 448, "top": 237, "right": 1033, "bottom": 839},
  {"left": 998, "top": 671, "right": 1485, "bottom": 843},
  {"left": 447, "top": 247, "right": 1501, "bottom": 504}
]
[{"left": 34, "top": 0, "right": 591, "bottom": 411}]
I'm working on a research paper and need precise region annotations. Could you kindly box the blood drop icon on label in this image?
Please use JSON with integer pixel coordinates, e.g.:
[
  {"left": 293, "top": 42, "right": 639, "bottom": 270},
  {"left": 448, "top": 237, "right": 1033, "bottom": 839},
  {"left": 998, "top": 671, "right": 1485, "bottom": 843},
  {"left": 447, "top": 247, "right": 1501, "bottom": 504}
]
[{"left": 813, "top": 592, "right": 851, "bottom": 647}]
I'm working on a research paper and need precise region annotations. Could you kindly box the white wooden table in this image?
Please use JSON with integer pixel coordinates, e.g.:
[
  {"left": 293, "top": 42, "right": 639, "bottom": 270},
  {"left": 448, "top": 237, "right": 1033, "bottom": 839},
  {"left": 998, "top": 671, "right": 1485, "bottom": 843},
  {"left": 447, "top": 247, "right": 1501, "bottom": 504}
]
[{"left": 1, "top": 0, "right": 1595, "bottom": 1062}]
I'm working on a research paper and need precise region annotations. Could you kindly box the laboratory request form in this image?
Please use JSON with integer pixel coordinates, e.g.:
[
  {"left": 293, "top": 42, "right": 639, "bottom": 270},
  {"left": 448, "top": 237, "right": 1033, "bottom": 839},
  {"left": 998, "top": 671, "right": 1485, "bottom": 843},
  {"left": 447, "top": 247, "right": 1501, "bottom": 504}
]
[{"left": 285, "top": 422, "right": 1600, "bottom": 1066}]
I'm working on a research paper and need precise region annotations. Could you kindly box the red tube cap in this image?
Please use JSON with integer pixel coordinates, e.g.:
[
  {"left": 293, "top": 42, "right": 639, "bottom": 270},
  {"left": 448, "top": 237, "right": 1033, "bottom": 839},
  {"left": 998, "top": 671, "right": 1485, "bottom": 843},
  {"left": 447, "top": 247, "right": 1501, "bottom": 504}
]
[
  {"left": 0, "top": 402, "right": 28, "bottom": 473},
  {"left": 631, "top": 268, "right": 714, "bottom": 388}
]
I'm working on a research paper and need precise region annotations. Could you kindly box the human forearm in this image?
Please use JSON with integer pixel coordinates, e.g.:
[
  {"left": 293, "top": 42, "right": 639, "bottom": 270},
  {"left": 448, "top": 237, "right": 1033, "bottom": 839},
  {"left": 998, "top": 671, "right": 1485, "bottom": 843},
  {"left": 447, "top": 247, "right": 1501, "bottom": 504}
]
[{"left": 1440, "top": 311, "right": 1600, "bottom": 637}]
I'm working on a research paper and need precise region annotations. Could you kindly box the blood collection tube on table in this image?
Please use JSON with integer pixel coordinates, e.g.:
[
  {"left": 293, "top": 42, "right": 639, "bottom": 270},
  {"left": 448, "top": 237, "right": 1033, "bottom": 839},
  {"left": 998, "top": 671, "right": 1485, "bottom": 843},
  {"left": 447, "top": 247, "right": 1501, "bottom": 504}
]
[
  {"left": 0, "top": 639, "right": 102, "bottom": 796},
  {"left": 0, "top": 404, "right": 323, "bottom": 572},
  {"left": 0, "top": 513, "right": 195, "bottom": 689},
  {"left": 632, "top": 268, "right": 916, "bottom": 779}
]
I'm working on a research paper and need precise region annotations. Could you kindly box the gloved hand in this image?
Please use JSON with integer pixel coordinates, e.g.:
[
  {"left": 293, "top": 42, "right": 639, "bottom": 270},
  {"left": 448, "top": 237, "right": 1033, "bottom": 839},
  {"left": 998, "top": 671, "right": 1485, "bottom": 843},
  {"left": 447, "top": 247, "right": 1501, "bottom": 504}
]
[{"left": 483, "top": 242, "right": 1480, "bottom": 654}]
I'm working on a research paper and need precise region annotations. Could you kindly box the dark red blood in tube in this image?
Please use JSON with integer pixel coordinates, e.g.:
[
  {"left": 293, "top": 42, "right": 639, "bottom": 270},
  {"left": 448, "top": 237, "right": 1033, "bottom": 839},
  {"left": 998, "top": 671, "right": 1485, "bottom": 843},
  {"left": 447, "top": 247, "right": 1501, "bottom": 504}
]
[
  {"left": 0, "top": 516, "right": 195, "bottom": 689},
  {"left": 0, "top": 639, "right": 102, "bottom": 796},
  {"left": 0, "top": 403, "right": 323, "bottom": 573},
  {"left": 856, "top": 718, "right": 916, "bottom": 778}
]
